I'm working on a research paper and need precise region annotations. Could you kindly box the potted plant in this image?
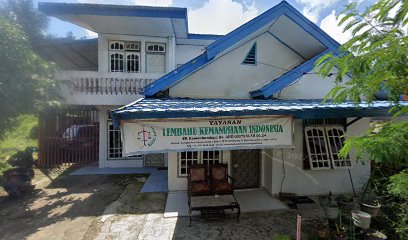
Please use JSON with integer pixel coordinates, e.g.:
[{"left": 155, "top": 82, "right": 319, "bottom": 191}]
[
  {"left": 335, "top": 194, "right": 357, "bottom": 211},
  {"left": 319, "top": 191, "right": 333, "bottom": 207},
  {"left": 364, "top": 229, "right": 387, "bottom": 240},
  {"left": 324, "top": 203, "right": 339, "bottom": 220},
  {"left": 360, "top": 198, "right": 381, "bottom": 217}
]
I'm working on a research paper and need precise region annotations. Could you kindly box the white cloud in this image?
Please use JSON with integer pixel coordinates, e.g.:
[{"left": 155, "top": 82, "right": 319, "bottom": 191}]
[
  {"left": 320, "top": 10, "right": 352, "bottom": 44},
  {"left": 84, "top": 29, "right": 98, "bottom": 38},
  {"left": 297, "top": 0, "right": 340, "bottom": 23},
  {"left": 132, "top": 0, "right": 173, "bottom": 7},
  {"left": 188, "top": 0, "right": 258, "bottom": 34},
  {"left": 348, "top": 0, "right": 365, "bottom": 5}
]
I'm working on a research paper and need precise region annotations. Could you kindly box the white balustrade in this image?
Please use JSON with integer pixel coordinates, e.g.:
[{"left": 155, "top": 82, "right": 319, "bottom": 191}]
[{"left": 57, "top": 71, "right": 162, "bottom": 96}]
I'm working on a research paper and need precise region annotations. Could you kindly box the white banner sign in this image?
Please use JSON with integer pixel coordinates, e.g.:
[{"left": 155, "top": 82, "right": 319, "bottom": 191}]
[{"left": 121, "top": 116, "right": 293, "bottom": 155}]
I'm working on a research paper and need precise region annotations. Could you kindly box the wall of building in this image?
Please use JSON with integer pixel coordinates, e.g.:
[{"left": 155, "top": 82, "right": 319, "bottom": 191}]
[
  {"left": 169, "top": 32, "right": 304, "bottom": 99},
  {"left": 262, "top": 150, "right": 273, "bottom": 194},
  {"left": 268, "top": 118, "right": 371, "bottom": 195},
  {"left": 168, "top": 151, "right": 231, "bottom": 191},
  {"left": 273, "top": 67, "right": 351, "bottom": 100},
  {"left": 167, "top": 117, "right": 371, "bottom": 195},
  {"left": 175, "top": 44, "right": 206, "bottom": 67},
  {"left": 98, "top": 105, "right": 143, "bottom": 168}
]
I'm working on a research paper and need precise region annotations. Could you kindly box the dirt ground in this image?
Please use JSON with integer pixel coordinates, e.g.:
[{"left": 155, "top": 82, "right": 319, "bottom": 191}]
[
  {"left": 0, "top": 168, "right": 327, "bottom": 240},
  {"left": 0, "top": 168, "right": 128, "bottom": 240}
]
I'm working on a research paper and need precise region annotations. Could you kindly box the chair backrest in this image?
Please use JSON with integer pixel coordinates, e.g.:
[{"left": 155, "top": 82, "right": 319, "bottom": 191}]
[
  {"left": 210, "top": 164, "right": 228, "bottom": 181},
  {"left": 188, "top": 164, "right": 207, "bottom": 182}
]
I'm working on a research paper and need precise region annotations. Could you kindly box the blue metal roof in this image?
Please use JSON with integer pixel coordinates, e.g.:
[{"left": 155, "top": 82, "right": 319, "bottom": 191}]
[
  {"left": 111, "top": 98, "right": 406, "bottom": 127},
  {"left": 187, "top": 33, "right": 223, "bottom": 40},
  {"left": 38, "top": 2, "right": 187, "bottom": 19},
  {"left": 143, "top": 1, "right": 341, "bottom": 98}
]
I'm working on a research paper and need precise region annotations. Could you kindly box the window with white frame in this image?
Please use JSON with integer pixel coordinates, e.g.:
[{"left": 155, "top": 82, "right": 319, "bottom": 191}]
[
  {"left": 326, "top": 127, "right": 351, "bottom": 168},
  {"left": 107, "top": 115, "right": 142, "bottom": 160},
  {"left": 304, "top": 124, "right": 351, "bottom": 170},
  {"left": 146, "top": 43, "right": 166, "bottom": 73},
  {"left": 109, "top": 41, "right": 140, "bottom": 73},
  {"left": 178, "top": 151, "right": 223, "bottom": 177},
  {"left": 146, "top": 43, "right": 165, "bottom": 53}
]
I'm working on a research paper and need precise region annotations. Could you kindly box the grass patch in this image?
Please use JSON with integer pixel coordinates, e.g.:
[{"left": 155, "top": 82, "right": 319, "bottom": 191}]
[{"left": 0, "top": 114, "right": 37, "bottom": 183}]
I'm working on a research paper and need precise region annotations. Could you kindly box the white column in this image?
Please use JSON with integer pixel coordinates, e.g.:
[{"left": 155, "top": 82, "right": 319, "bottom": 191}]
[
  {"left": 167, "top": 36, "right": 176, "bottom": 72},
  {"left": 141, "top": 41, "right": 146, "bottom": 73},
  {"left": 98, "top": 34, "right": 108, "bottom": 73},
  {"left": 98, "top": 106, "right": 108, "bottom": 168}
]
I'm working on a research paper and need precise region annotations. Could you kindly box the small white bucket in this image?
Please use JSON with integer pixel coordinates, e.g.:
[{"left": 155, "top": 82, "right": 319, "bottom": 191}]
[{"left": 351, "top": 210, "right": 371, "bottom": 229}]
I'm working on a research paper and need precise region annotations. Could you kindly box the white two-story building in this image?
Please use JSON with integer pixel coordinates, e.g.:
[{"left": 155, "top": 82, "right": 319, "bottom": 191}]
[
  {"left": 38, "top": 2, "right": 222, "bottom": 169},
  {"left": 39, "top": 1, "right": 404, "bottom": 197}
]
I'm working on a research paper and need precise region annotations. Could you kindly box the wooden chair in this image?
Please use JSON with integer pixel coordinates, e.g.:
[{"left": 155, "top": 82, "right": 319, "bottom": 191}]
[
  {"left": 187, "top": 164, "right": 210, "bottom": 197},
  {"left": 210, "top": 164, "right": 234, "bottom": 195}
]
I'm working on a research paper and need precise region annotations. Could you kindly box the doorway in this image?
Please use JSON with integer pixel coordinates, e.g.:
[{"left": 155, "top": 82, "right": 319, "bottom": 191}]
[{"left": 231, "top": 150, "right": 260, "bottom": 189}]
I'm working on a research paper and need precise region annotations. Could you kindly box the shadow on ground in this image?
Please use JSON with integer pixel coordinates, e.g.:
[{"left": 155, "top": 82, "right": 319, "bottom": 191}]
[{"left": 0, "top": 168, "right": 148, "bottom": 240}]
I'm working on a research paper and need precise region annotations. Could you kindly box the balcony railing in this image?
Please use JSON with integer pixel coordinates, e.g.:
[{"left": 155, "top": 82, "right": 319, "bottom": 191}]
[{"left": 58, "top": 71, "right": 162, "bottom": 96}]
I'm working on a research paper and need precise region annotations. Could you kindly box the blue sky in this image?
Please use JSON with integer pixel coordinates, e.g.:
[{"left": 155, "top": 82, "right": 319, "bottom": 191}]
[{"left": 34, "top": 0, "right": 377, "bottom": 43}]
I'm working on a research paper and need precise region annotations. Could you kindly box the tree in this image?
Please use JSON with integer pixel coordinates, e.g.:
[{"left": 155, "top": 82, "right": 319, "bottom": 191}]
[
  {"left": 0, "top": 8, "right": 58, "bottom": 137},
  {"left": 315, "top": 0, "right": 408, "bottom": 165},
  {"left": 315, "top": 1, "right": 407, "bottom": 238},
  {"left": 1, "top": 0, "right": 48, "bottom": 44}
]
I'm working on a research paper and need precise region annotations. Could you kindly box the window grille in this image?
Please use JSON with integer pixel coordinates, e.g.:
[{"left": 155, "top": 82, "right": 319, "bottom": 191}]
[
  {"left": 109, "top": 41, "right": 140, "bottom": 72},
  {"left": 126, "top": 53, "right": 140, "bottom": 73},
  {"left": 305, "top": 127, "right": 331, "bottom": 170},
  {"left": 304, "top": 125, "right": 351, "bottom": 170},
  {"left": 326, "top": 127, "right": 351, "bottom": 168},
  {"left": 242, "top": 42, "right": 257, "bottom": 65},
  {"left": 108, "top": 122, "right": 123, "bottom": 159},
  {"left": 107, "top": 120, "right": 142, "bottom": 160},
  {"left": 125, "top": 42, "right": 139, "bottom": 51},
  {"left": 146, "top": 43, "right": 165, "bottom": 53},
  {"left": 178, "top": 151, "right": 223, "bottom": 177},
  {"left": 110, "top": 41, "right": 124, "bottom": 50},
  {"left": 110, "top": 52, "right": 124, "bottom": 72},
  {"left": 179, "top": 151, "right": 199, "bottom": 176},
  {"left": 202, "top": 151, "right": 222, "bottom": 169}
]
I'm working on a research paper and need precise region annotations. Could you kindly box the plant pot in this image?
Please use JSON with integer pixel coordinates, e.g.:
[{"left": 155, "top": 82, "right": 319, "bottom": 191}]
[
  {"left": 365, "top": 230, "right": 387, "bottom": 240},
  {"left": 351, "top": 210, "right": 371, "bottom": 229},
  {"left": 360, "top": 202, "right": 381, "bottom": 217},
  {"left": 324, "top": 205, "right": 339, "bottom": 220},
  {"left": 335, "top": 196, "right": 358, "bottom": 211}
]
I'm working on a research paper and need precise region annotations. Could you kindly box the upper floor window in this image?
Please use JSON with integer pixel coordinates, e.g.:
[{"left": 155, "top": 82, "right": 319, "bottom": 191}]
[
  {"left": 146, "top": 43, "right": 165, "bottom": 53},
  {"left": 146, "top": 43, "right": 166, "bottom": 73},
  {"left": 109, "top": 41, "right": 140, "bottom": 73}
]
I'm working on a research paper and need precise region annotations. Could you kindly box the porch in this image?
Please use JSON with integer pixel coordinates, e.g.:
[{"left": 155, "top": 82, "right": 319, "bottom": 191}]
[{"left": 164, "top": 189, "right": 288, "bottom": 218}]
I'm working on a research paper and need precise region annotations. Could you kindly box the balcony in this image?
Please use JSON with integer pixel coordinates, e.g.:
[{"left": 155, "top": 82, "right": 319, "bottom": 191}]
[{"left": 57, "top": 71, "right": 163, "bottom": 105}]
